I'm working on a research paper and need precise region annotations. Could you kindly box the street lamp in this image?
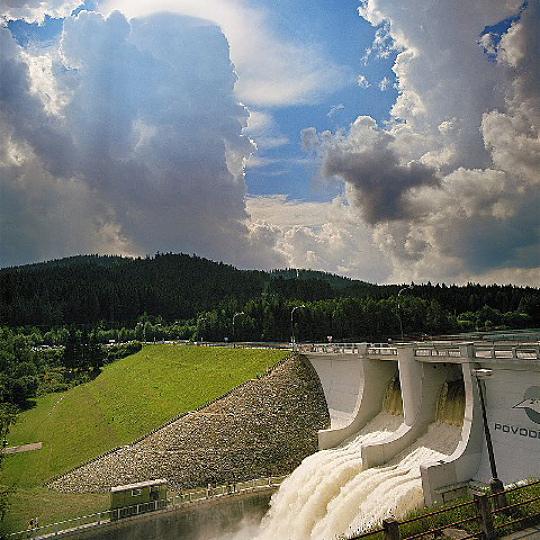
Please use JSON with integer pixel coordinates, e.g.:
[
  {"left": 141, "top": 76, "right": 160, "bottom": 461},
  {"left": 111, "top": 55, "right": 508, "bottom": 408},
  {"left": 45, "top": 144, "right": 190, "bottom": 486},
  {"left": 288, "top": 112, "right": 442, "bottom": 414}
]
[
  {"left": 475, "top": 368, "right": 506, "bottom": 509},
  {"left": 396, "top": 285, "right": 413, "bottom": 341},
  {"left": 197, "top": 315, "right": 207, "bottom": 343},
  {"left": 232, "top": 312, "right": 245, "bottom": 346},
  {"left": 290, "top": 305, "right": 305, "bottom": 347}
]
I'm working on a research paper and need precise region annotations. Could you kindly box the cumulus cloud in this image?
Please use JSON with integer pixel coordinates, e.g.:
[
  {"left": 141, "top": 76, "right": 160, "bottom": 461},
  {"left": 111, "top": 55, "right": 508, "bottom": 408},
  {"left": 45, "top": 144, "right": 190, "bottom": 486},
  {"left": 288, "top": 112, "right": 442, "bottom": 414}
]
[
  {"left": 0, "top": 10, "right": 282, "bottom": 268},
  {"left": 247, "top": 195, "right": 391, "bottom": 281},
  {"left": 0, "top": 0, "right": 81, "bottom": 23},
  {"left": 326, "top": 104, "right": 345, "bottom": 118},
  {"left": 99, "top": 0, "right": 351, "bottom": 107},
  {"left": 378, "top": 76, "right": 391, "bottom": 91},
  {"left": 357, "top": 75, "right": 370, "bottom": 89},
  {"left": 303, "top": 117, "right": 439, "bottom": 224},
  {"left": 306, "top": 0, "right": 540, "bottom": 285}
]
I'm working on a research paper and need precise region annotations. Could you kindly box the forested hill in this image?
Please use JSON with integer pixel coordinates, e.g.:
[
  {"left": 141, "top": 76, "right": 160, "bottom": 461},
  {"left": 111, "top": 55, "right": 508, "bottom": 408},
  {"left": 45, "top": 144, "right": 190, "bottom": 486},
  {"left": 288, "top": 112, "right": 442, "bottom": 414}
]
[{"left": 1, "top": 253, "right": 539, "bottom": 330}]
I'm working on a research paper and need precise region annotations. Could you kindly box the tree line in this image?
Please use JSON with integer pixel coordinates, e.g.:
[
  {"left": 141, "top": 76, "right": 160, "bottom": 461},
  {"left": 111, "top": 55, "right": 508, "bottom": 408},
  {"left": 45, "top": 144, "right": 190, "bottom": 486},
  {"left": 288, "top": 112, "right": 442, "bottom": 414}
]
[
  {"left": 0, "top": 327, "right": 141, "bottom": 409},
  {"left": 1, "top": 253, "right": 539, "bottom": 335}
]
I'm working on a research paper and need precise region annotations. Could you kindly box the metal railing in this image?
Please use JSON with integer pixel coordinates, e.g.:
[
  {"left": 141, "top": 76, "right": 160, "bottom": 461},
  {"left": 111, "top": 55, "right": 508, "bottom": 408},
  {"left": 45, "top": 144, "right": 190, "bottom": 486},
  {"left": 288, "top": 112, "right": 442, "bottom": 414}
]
[
  {"left": 490, "top": 479, "right": 540, "bottom": 537},
  {"left": 10, "top": 476, "right": 286, "bottom": 539},
  {"left": 346, "top": 480, "right": 540, "bottom": 540},
  {"left": 299, "top": 343, "right": 362, "bottom": 354},
  {"left": 12, "top": 478, "right": 540, "bottom": 540},
  {"left": 474, "top": 345, "right": 540, "bottom": 361},
  {"left": 298, "top": 341, "right": 540, "bottom": 362}
]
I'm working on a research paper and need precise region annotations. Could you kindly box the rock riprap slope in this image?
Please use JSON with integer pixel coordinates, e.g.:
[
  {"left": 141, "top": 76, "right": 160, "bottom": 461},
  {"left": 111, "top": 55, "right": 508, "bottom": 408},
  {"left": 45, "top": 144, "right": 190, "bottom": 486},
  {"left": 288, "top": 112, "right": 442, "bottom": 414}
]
[{"left": 49, "top": 355, "right": 329, "bottom": 493}]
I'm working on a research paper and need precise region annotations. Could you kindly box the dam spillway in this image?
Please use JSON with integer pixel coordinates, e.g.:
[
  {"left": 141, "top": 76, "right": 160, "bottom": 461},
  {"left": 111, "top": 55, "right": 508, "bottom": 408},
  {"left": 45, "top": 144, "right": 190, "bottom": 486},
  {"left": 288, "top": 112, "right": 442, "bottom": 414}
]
[
  {"left": 304, "top": 341, "right": 540, "bottom": 506},
  {"left": 252, "top": 366, "right": 465, "bottom": 540},
  {"left": 39, "top": 340, "right": 539, "bottom": 540}
]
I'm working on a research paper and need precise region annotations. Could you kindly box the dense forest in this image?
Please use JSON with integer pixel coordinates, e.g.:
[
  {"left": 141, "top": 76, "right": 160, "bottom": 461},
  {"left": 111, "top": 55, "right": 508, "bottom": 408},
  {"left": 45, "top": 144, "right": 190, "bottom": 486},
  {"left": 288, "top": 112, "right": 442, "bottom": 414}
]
[
  {"left": 0, "top": 253, "right": 539, "bottom": 343},
  {"left": 0, "top": 252, "right": 539, "bottom": 412}
]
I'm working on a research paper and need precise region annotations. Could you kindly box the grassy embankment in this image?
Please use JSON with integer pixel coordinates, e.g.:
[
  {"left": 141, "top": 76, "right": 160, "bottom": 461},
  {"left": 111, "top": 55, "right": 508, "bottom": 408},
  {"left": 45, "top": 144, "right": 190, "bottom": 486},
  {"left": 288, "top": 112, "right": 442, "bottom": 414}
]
[{"left": 2, "top": 344, "right": 287, "bottom": 532}]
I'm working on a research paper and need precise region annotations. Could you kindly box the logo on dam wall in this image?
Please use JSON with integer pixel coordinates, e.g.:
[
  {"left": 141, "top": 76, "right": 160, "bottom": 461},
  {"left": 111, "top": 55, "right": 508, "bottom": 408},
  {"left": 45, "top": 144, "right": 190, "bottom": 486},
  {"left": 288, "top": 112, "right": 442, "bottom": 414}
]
[{"left": 513, "top": 386, "right": 540, "bottom": 425}]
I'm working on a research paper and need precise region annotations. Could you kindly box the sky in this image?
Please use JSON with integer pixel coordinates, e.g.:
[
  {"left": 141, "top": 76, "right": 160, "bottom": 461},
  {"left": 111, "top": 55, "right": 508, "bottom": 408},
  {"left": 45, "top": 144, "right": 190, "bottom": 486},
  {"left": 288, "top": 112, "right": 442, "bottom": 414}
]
[{"left": 0, "top": 0, "right": 539, "bottom": 286}]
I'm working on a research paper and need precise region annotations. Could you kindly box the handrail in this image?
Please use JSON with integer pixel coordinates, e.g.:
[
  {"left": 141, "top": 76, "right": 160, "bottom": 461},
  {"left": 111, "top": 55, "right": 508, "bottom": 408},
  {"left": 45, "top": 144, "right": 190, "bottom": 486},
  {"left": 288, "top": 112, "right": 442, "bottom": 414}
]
[
  {"left": 402, "top": 515, "right": 479, "bottom": 540},
  {"left": 346, "top": 479, "right": 540, "bottom": 540},
  {"left": 12, "top": 478, "right": 540, "bottom": 539},
  {"left": 492, "top": 494, "right": 540, "bottom": 515},
  {"left": 10, "top": 476, "right": 286, "bottom": 539},
  {"left": 499, "top": 478, "right": 540, "bottom": 495},
  {"left": 494, "top": 511, "right": 540, "bottom": 531},
  {"left": 399, "top": 500, "right": 476, "bottom": 525},
  {"left": 297, "top": 341, "right": 539, "bottom": 361}
]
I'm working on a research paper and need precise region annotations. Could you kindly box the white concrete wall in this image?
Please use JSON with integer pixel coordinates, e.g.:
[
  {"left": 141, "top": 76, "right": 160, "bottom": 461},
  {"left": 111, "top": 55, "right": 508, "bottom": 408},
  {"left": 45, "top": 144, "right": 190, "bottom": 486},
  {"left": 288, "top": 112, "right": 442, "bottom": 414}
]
[
  {"left": 473, "top": 359, "right": 540, "bottom": 484},
  {"left": 305, "top": 342, "right": 540, "bottom": 504},
  {"left": 306, "top": 346, "right": 398, "bottom": 450},
  {"left": 421, "top": 345, "right": 540, "bottom": 504},
  {"left": 421, "top": 345, "right": 485, "bottom": 505},
  {"left": 307, "top": 352, "right": 364, "bottom": 430},
  {"left": 361, "top": 347, "right": 457, "bottom": 469}
]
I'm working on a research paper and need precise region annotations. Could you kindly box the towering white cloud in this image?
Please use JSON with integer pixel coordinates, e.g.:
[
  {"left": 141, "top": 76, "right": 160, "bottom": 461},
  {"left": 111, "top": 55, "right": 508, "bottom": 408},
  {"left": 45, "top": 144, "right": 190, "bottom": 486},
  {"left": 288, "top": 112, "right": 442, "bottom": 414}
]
[
  {"left": 307, "top": 0, "right": 540, "bottom": 285},
  {"left": 100, "top": 0, "right": 351, "bottom": 107},
  {"left": 0, "top": 10, "right": 278, "bottom": 268},
  {"left": 247, "top": 195, "right": 392, "bottom": 282}
]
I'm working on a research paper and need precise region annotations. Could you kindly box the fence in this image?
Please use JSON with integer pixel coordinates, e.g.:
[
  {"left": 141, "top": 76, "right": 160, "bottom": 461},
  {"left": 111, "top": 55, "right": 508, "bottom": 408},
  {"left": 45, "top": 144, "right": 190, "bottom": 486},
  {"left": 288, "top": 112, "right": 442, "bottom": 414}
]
[
  {"left": 347, "top": 479, "right": 540, "bottom": 540},
  {"left": 12, "top": 479, "right": 540, "bottom": 539},
  {"left": 298, "top": 342, "right": 540, "bottom": 362},
  {"left": 10, "top": 476, "right": 286, "bottom": 539}
]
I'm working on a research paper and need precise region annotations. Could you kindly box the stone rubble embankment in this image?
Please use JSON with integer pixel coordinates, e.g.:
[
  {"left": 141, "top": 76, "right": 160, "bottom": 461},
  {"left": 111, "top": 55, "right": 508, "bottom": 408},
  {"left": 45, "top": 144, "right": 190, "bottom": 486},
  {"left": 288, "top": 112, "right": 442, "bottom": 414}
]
[{"left": 48, "top": 354, "right": 329, "bottom": 493}]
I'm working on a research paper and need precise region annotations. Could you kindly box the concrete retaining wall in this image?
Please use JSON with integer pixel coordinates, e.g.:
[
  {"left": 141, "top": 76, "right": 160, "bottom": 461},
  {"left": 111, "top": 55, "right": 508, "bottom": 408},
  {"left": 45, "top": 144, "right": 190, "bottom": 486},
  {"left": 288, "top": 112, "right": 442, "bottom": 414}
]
[
  {"left": 361, "top": 347, "right": 458, "bottom": 469},
  {"left": 473, "top": 357, "right": 540, "bottom": 484}
]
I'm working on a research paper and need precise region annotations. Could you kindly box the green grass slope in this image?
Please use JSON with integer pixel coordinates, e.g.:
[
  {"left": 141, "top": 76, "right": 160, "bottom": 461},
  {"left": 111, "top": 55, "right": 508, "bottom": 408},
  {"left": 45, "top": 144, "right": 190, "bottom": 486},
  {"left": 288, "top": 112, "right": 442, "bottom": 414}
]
[{"left": 2, "top": 345, "right": 287, "bottom": 531}]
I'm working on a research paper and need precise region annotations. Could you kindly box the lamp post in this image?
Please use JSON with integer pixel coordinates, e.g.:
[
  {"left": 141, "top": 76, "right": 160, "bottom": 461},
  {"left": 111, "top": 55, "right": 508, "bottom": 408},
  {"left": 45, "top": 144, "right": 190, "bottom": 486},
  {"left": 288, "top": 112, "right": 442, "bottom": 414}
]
[
  {"left": 396, "top": 285, "right": 413, "bottom": 341},
  {"left": 290, "top": 305, "right": 305, "bottom": 348},
  {"left": 154, "top": 323, "right": 161, "bottom": 343},
  {"left": 197, "top": 315, "right": 207, "bottom": 343},
  {"left": 232, "top": 312, "right": 244, "bottom": 346},
  {"left": 475, "top": 368, "right": 506, "bottom": 509}
]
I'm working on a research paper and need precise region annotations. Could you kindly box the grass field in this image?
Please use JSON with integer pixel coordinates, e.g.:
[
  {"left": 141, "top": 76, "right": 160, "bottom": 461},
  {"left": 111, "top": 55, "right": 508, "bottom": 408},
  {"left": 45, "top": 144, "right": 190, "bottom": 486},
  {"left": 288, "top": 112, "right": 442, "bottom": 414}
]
[{"left": 2, "top": 344, "right": 287, "bottom": 532}]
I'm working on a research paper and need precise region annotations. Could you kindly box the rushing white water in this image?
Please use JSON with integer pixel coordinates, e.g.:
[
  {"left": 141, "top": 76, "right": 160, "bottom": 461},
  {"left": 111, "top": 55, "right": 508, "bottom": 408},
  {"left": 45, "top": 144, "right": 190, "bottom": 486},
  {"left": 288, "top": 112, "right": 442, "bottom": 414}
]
[
  {"left": 248, "top": 375, "right": 465, "bottom": 540},
  {"left": 254, "top": 412, "right": 404, "bottom": 540},
  {"left": 221, "top": 378, "right": 464, "bottom": 540},
  {"left": 311, "top": 422, "right": 461, "bottom": 539},
  {"left": 251, "top": 421, "right": 461, "bottom": 540}
]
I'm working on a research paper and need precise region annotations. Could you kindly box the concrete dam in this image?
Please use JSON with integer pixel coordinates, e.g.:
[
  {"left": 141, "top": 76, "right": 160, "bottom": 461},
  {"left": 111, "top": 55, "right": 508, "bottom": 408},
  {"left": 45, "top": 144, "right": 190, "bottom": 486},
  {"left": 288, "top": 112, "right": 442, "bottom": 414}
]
[
  {"left": 45, "top": 341, "right": 540, "bottom": 540},
  {"left": 235, "top": 340, "right": 538, "bottom": 539},
  {"left": 304, "top": 342, "right": 539, "bottom": 494}
]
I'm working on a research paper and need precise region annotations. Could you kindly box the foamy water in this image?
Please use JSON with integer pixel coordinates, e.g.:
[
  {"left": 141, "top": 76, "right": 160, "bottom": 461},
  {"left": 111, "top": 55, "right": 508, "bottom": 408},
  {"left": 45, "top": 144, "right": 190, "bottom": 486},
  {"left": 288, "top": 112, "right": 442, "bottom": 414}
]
[
  {"left": 253, "top": 412, "right": 403, "bottom": 540},
  {"left": 251, "top": 421, "right": 461, "bottom": 540},
  {"left": 219, "top": 379, "right": 464, "bottom": 540}
]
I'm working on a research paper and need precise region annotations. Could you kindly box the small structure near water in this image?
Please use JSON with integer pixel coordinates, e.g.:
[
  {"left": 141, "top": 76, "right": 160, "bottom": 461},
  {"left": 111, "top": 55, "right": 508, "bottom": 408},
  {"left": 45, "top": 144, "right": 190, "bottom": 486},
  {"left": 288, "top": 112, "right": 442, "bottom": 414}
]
[{"left": 111, "top": 479, "right": 168, "bottom": 520}]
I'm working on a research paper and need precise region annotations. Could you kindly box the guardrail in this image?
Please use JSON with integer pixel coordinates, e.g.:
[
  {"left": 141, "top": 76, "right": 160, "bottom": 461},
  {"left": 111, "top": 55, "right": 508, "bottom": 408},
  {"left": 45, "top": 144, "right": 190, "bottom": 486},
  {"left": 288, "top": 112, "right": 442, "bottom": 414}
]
[
  {"left": 297, "top": 342, "right": 540, "bottom": 362},
  {"left": 474, "top": 345, "right": 540, "bottom": 361},
  {"left": 11, "top": 476, "right": 286, "bottom": 539},
  {"left": 346, "top": 479, "right": 540, "bottom": 540},
  {"left": 12, "top": 478, "right": 540, "bottom": 539},
  {"left": 299, "top": 343, "right": 362, "bottom": 354}
]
